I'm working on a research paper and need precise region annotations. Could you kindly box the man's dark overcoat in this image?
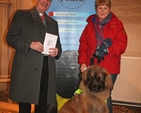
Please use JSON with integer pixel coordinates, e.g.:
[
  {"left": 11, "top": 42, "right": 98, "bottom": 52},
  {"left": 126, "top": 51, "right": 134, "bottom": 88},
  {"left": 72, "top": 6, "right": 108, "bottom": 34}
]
[{"left": 6, "top": 7, "right": 62, "bottom": 105}]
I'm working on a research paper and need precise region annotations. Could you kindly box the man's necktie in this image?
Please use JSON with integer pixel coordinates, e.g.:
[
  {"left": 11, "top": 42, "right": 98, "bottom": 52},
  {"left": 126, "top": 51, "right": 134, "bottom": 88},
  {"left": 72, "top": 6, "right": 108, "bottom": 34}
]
[
  {"left": 39, "top": 13, "right": 46, "bottom": 25},
  {"left": 41, "top": 15, "right": 44, "bottom": 20}
]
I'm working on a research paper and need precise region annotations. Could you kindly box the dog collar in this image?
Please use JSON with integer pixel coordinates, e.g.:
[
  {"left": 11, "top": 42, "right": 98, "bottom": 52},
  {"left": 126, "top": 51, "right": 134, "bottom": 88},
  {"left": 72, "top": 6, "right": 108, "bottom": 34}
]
[
  {"left": 74, "top": 88, "right": 85, "bottom": 95},
  {"left": 104, "top": 100, "right": 107, "bottom": 104},
  {"left": 74, "top": 89, "right": 107, "bottom": 104}
]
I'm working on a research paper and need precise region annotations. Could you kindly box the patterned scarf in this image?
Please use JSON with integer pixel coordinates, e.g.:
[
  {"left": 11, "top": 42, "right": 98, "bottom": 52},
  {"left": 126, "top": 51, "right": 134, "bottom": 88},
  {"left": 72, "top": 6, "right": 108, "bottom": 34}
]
[{"left": 93, "top": 12, "right": 112, "bottom": 46}]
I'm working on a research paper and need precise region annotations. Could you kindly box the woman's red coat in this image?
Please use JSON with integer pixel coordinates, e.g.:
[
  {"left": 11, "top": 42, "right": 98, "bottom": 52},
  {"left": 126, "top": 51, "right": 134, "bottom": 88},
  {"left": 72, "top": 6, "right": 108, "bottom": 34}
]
[{"left": 78, "top": 13, "right": 127, "bottom": 74}]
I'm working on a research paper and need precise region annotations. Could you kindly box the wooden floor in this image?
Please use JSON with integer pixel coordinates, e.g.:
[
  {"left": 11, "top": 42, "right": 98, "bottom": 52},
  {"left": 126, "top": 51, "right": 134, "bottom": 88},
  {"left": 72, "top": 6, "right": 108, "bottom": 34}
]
[
  {"left": 0, "top": 101, "right": 18, "bottom": 112},
  {"left": 0, "top": 101, "right": 141, "bottom": 113},
  {"left": 0, "top": 101, "right": 34, "bottom": 112},
  {"left": 0, "top": 92, "right": 141, "bottom": 113}
]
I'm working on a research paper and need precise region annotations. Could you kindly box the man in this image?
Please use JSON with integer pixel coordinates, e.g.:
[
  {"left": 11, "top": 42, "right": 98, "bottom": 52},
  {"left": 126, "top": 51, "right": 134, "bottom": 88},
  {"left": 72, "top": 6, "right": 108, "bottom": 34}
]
[{"left": 6, "top": 0, "right": 62, "bottom": 113}]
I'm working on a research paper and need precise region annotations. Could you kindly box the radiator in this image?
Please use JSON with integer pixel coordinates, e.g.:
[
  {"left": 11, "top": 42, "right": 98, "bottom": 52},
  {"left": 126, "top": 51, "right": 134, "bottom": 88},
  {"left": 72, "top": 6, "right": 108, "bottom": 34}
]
[{"left": 112, "top": 56, "right": 141, "bottom": 105}]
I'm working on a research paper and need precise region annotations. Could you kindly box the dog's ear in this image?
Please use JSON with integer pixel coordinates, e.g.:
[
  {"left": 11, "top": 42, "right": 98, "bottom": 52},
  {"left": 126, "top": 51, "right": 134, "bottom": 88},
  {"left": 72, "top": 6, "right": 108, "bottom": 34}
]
[
  {"left": 79, "top": 66, "right": 91, "bottom": 82},
  {"left": 106, "top": 73, "right": 113, "bottom": 90},
  {"left": 84, "top": 69, "right": 93, "bottom": 86}
]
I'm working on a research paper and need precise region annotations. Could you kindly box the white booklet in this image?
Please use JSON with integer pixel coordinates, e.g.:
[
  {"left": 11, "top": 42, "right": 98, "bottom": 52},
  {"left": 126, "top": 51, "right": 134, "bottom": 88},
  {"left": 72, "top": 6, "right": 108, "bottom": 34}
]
[{"left": 42, "top": 33, "right": 58, "bottom": 55}]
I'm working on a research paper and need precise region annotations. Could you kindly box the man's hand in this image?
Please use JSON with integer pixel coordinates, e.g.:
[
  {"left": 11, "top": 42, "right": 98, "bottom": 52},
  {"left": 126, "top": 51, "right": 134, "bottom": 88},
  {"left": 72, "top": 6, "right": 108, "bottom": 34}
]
[
  {"left": 30, "top": 42, "right": 43, "bottom": 52},
  {"left": 48, "top": 48, "right": 58, "bottom": 57}
]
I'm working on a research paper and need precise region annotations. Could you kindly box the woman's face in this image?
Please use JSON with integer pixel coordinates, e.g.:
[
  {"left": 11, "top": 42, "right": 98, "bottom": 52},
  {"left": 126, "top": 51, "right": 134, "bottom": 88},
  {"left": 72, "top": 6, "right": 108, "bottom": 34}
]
[{"left": 96, "top": 5, "right": 110, "bottom": 21}]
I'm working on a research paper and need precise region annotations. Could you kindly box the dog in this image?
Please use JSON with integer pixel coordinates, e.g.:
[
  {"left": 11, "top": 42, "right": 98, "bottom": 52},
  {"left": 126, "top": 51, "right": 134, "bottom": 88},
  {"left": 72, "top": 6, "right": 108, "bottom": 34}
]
[{"left": 58, "top": 65, "right": 113, "bottom": 113}]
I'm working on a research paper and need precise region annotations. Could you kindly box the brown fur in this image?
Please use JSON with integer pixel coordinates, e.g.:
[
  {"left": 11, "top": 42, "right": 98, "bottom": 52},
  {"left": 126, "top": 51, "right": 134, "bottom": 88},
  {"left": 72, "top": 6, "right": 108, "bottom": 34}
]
[{"left": 59, "top": 65, "right": 113, "bottom": 113}]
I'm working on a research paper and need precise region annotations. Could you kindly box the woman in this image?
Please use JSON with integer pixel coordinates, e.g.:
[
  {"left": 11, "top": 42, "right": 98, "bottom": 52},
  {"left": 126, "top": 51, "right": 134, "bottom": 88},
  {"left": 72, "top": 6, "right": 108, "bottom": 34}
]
[{"left": 78, "top": 0, "right": 127, "bottom": 113}]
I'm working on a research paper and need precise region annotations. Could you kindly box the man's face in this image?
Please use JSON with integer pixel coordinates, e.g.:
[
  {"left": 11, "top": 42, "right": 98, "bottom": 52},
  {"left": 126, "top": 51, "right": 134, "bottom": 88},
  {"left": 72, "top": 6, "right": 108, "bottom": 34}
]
[{"left": 36, "top": 0, "right": 52, "bottom": 14}]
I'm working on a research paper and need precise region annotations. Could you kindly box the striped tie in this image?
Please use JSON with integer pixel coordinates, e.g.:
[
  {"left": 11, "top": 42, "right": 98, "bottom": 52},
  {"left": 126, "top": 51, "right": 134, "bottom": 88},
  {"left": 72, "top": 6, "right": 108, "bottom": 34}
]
[
  {"left": 40, "top": 15, "right": 46, "bottom": 25},
  {"left": 41, "top": 15, "right": 44, "bottom": 20}
]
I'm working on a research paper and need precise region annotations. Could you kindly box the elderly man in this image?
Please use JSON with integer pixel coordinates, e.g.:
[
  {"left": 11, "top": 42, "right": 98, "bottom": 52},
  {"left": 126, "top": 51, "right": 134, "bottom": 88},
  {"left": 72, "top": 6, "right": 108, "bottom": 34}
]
[{"left": 6, "top": 0, "right": 62, "bottom": 113}]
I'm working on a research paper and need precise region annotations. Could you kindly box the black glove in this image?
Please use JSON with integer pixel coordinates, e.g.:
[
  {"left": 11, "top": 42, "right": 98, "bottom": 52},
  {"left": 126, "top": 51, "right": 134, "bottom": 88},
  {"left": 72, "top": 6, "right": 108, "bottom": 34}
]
[
  {"left": 94, "top": 48, "right": 108, "bottom": 60},
  {"left": 94, "top": 38, "right": 112, "bottom": 60},
  {"left": 96, "top": 38, "right": 112, "bottom": 53}
]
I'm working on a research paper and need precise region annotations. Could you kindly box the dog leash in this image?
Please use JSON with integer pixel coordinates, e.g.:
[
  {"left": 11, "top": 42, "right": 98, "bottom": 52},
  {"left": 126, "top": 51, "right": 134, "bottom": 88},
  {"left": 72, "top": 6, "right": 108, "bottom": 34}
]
[{"left": 90, "top": 52, "right": 101, "bottom": 65}]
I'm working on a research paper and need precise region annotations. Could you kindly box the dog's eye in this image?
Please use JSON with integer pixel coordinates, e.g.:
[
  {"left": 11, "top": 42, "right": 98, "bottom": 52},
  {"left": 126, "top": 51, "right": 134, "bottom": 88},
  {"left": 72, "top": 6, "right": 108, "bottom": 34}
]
[
  {"left": 97, "top": 77, "right": 102, "bottom": 82},
  {"left": 89, "top": 76, "right": 94, "bottom": 81}
]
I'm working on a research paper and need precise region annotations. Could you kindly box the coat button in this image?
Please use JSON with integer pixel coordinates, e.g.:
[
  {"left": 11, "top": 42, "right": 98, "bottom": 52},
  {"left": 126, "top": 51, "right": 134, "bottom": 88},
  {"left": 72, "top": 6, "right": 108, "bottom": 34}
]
[
  {"left": 34, "top": 68, "right": 37, "bottom": 71},
  {"left": 40, "top": 31, "right": 43, "bottom": 35}
]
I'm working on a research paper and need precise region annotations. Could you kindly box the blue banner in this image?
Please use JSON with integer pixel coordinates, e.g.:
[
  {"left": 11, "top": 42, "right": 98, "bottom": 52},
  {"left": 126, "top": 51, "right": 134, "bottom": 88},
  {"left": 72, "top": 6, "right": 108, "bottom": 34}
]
[
  {"left": 47, "top": 1, "right": 96, "bottom": 110},
  {"left": 47, "top": 0, "right": 95, "bottom": 51}
]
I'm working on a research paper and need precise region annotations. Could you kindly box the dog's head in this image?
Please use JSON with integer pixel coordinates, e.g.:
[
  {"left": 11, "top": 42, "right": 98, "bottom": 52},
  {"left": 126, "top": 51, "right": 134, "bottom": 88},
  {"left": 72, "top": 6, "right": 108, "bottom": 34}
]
[{"left": 81, "top": 65, "right": 113, "bottom": 93}]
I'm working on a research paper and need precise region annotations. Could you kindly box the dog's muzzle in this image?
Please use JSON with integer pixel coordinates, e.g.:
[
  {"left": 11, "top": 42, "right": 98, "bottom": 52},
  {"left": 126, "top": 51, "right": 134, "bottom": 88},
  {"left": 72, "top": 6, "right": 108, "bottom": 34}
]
[
  {"left": 90, "top": 81, "right": 105, "bottom": 93},
  {"left": 86, "top": 76, "right": 106, "bottom": 93}
]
